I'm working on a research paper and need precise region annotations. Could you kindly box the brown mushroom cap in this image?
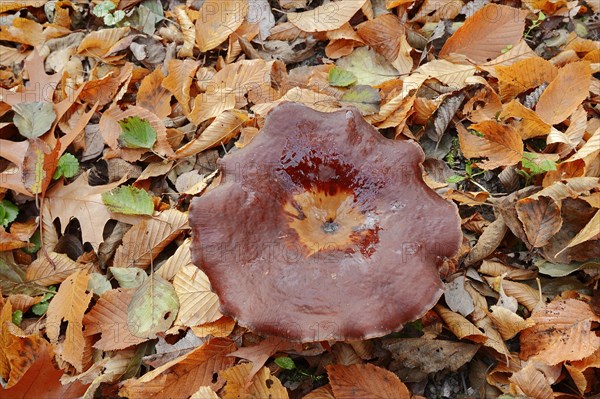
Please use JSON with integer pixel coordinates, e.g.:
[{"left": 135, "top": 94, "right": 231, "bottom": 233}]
[{"left": 189, "top": 103, "right": 462, "bottom": 342}]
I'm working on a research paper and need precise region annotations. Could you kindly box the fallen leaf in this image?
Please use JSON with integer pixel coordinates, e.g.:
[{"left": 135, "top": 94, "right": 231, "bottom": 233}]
[
  {"left": 336, "top": 46, "right": 400, "bottom": 86},
  {"left": 119, "top": 337, "right": 236, "bottom": 399},
  {"left": 516, "top": 196, "right": 562, "bottom": 248},
  {"left": 83, "top": 288, "right": 147, "bottom": 350},
  {"left": 288, "top": 0, "right": 367, "bottom": 32},
  {"left": 416, "top": 60, "right": 476, "bottom": 89},
  {"left": 136, "top": 68, "right": 172, "bottom": 119},
  {"left": 382, "top": 337, "right": 479, "bottom": 374},
  {"left": 495, "top": 57, "right": 558, "bottom": 101},
  {"left": 464, "top": 217, "right": 508, "bottom": 266},
  {"left": 439, "top": 4, "right": 528, "bottom": 63},
  {"left": 326, "top": 363, "right": 410, "bottom": 399},
  {"left": 12, "top": 102, "right": 56, "bottom": 139},
  {"left": 221, "top": 363, "right": 289, "bottom": 399},
  {"left": 500, "top": 100, "right": 552, "bottom": 139},
  {"left": 535, "top": 61, "right": 592, "bottom": 125},
  {"left": 46, "top": 269, "right": 92, "bottom": 372},
  {"left": 45, "top": 171, "right": 127, "bottom": 252},
  {"left": 175, "top": 110, "right": 249, "bottom": 159},
  {"left": 228, "top": 336, "right": 303, "bottom": 383},
  {"left": 195, "top": 0, "right": 248, "bottom": 52},
  {"left": 173, "top": 264, "right": 222, "bottom": 327},
  {"left": 101, "top": 186, "right": 155, "bottom": 216},
  {"left": 113, "top": 209, "right": 189, "bottom": 269},
  {"left": 520, "top": 299, "right": 600, "bottom": 365},
  {"left": 127, "top": 275, "right": 179, "bottom": 339},
  {"left": 161, "top": 59, "right": 200, "bottom": 116},
  {"left": 458, "top": 120, "right": 523, "bottom": 169},
  {"left": 356, "top": 14, "right": 404, "bottom": 62},
  {"left": 559, "top": 210, "right": 600, "bottom": 252}
]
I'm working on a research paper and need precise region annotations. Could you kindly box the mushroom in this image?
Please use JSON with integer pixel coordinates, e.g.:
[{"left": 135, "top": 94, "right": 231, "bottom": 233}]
[{"left": 189, "top": 103, "right": 462, "bottom": 342}]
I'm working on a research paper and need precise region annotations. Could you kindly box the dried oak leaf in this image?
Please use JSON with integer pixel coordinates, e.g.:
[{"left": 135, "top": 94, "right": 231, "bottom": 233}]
[{"left": 520, "top": 298, "right": 600, "bottom": 365}]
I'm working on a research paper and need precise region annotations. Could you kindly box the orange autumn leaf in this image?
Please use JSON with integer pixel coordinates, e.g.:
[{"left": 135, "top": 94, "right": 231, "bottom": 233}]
[
  {"left": 161, "top": 59, "right": 200, "bottom": 116},
  {"left": 0, "top": 300, "right": 48, "bottom": 388},
  {"left": 0, "top": 340, "right": 88, "bottom": 399},
  {"left": 500, "top": 100, "right": 552, "bottom": 139},
  {"left": 195, "top": 0, "right": 247, "bottom": 52},
  {"left": 119, "top": 338, "right": 236, "bottom": 399},
  {"left": 439, "top": 4, "right": 528, "bottom": 64},
  {"left": 83, "top": 288, "right": 147, "bottom": 351},
  {"left": 520, "top": 299, "right": 600, "bottom": 365},
  {"left": 45, "top": 269, "right": 92, "bottom": 372},
  {"left": 327, "top": 363, "right": 411, "bottom": 399},
  {"left": 458, "top": 121, "right": 523, "bottom": 169},
  {"left": 515, "top": 196, "right": 563, "bottom": 248},
  {"left": 136, "top": 68, "right": 172, "bottom": 119},
  {"left": 535, "top": 61, "right": 592, "bottom": 125},
  {"left": 220, "top": 363, "right": 289, "bottom": 399},
  {"left": 356, "top": 14, "right": 404, "bottom": 62},
  {"left": 496, "top": 57, "right": 558, "bottom": 101},
  {"left": 77, "top": 27, "right": 130, "bottom": 59}
]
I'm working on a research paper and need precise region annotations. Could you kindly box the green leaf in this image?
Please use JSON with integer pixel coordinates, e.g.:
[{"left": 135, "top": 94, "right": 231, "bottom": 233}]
[
  {"left": 102, "top": 186, "right": 155, "bottom": 215},
  {"left": 110, "top": 266, "right": 147, "bottom": 289},
  {"left": 0, "top": 200, "right": 18, "bottom": 228},
  {"left": 328, "top": 67, "right": 357, "bottom": 87},
  {"left": 32, "top": 302, "right": 49, "bottom": 316},
  {"left": 92, "top": 0, "right": 116, "bottom": 17},
  {"left": 104, "top": 10, "right": 125, "bottom": 25},
  {"left": 12, "top": 310, "right": 22, "bottom": 326},
  {"left": 274, "top": 357, "right": 296, "bottom": 370},
  {"left": 521, "top": 152, "right": 557, "bottom": 175},
  {"left": 128, "top": 275, "right": 179, "bottom": 339},
  {"left": 53, "top": 153, "right": 80, "bottom": 180},
  {"left": 340, "top": 85, "right": 381, "bottom": 115},
  {"left": 118, "top": 116, "right": 157, "bottom": 149},
  {"left": 13, "top": 102, "right": 56, "bottom": 139},
  {"left": 336, "top": 47, "right": 400, "bottom": 86},
  {"left": 22, "top": 230, "right": 41, "bottom": 255},
  {"left": 447, "top": 175, "right": 467, "bottom": 183}
]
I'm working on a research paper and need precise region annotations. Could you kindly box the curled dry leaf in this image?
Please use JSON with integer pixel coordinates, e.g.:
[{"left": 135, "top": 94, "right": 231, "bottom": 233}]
[
  {"left": 326, "top": 363, "right": 410, "bottom": 399},
  {"left": 463, "top": 217, "right": 508, "bottom": 267},
  {"left": 439, "top": 4, "right": 528, "bottom": 64}
]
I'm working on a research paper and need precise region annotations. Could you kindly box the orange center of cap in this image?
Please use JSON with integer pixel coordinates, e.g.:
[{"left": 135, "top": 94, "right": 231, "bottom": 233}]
[{"left": 283, "top": 186, "right": 379, "bottom": 257}]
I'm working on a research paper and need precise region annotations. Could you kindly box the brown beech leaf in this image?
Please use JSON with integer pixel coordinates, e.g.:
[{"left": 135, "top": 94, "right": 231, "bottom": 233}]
[
  {"left": 113, "top": 209, "right": 189, "bottom": 269},
  {"left": 46, "top": 269, "right": 92, "bottom": 372},
  {"left": 288, "top": 0, "right": 367, "bottom": 32},
  {"left": 463, "top": 216, "right": 508, "bottom": 267},
  {"left": 195, "top": 0, "right": 248, "bottom": 52},
  {"left": 520, "top": 299, "right": 600, "bottom": 365},
  {"left": 83, "top": 288, "right": 147, "bottom": 351},
  {"left": 515, "top": 196, "right": 562, "bottom": 248},
  {"left": 0, "top": 18, "right": 44, "bottom": 47},
  {"left": 228, "top": 336, "right": 303, "bottom": 383},
  {"left": 500, "top": 100, "right": 552, "bottom": 139},
  {"left": 119, "top": 338, "right": 236, "bottom": 399},
  {"left": 175, "top": 109, "right": 248, "bottom": 159},
  {"left": 136, "top": 68, "right": 172, "bottom": 119},
  {"left": 356, "top": 14, "right": 404, "bottom": 62},
  {"left": 77, "top": 27, "right": 130, "bottom": 59},
  {"left": 45, "top": 171, "right": 127, "bottom": 252},
  {"left": 0, "top": 340, "right": 88, "bottom": 399},
  {"left": 303, "top": 385, "right": 335, "bottom": 399},
  {"left": 221, "top": 363, "right": 289, "bottom": 399},
  {"left": 0, "top": 300, "right": 48, "bottom": 388},
  {"left": 496, "top": 58, "right": 558, "bottom": 101},
  {"left": 535, "top": 61, "right": 592, "bottom": 125},
  {"left": 439, "top": 4, "right": 528, "bottom": 63},
  {"left": 161, "top": 59, "right": 200, "bottom": 116},
  {"left": 509, "top": 361, "right": 555, "bottom": 399},
  {"left": 327, "top": 363, "right": 410, "bottom": 399},
  {"left": 458, "top": 120, "right": 523, "bottom": 169},
  {"left": 172, "top": 264, "right": 222, "bottom": 328}
]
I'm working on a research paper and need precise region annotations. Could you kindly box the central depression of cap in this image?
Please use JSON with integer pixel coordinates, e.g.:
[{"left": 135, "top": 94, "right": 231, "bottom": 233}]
[{"left": 189, "top": 102, "right": 462, "bottom": 342}]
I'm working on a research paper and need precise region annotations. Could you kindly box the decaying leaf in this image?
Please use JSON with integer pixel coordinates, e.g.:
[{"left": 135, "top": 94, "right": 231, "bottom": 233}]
[{"left": 127, "top": 274, "right": 179, "bottom": 339}]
